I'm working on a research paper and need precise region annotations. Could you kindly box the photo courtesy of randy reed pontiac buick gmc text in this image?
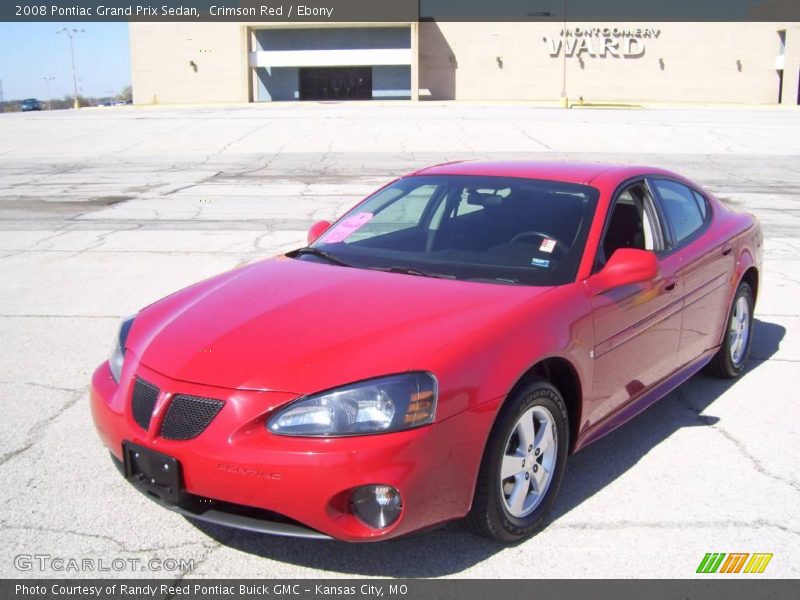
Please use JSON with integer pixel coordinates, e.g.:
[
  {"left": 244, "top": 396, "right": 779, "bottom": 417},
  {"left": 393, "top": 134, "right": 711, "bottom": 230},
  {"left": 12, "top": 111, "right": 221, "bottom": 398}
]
[{"left": 14, "top": 583, "right": 403, "bottom": 596}]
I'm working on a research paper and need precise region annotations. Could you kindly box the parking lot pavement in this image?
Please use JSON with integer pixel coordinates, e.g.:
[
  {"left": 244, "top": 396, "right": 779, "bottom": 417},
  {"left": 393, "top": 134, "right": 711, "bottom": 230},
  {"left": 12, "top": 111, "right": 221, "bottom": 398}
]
[{"left": 0, "top": 104, "right": 798, "bottom": 579}]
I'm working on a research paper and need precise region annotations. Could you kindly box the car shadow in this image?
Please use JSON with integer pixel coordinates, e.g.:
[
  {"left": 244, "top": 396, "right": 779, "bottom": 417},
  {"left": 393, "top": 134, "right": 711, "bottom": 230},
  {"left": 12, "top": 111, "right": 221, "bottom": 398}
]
[
  {"left": 551, "top": 318, "right": 785, "bottom": 521},
  {"left": 188, "top": 318, "right": 785, "bottom": 577}
]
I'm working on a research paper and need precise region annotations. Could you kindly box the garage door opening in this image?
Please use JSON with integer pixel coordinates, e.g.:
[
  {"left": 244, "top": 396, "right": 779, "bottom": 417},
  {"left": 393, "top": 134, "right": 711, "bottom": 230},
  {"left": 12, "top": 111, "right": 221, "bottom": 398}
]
[{"left": 299, "top": 67, "right": 372, "bottom": 101}]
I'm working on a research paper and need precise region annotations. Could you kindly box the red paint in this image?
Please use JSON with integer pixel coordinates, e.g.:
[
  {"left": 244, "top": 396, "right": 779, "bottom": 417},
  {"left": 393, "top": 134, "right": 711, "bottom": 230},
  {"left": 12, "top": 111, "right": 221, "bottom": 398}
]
[
  {"left": 90, "top": 161, "right": 762, "bottom": 541},
  {"left": 306, "top": 220, "right": 332, "bottom": 244},
  {"left": 586, "top": 248, "right": 659, "bottom": 295}
]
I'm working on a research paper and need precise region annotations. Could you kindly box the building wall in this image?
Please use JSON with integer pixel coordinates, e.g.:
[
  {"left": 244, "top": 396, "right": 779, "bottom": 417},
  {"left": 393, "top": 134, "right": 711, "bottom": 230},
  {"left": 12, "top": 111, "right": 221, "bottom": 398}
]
[
  {"left": 130, "top": 23, "right": 249, "bottom": 104},
  {"left": 419, "top": 22, "right": 789, "bottom": 104},
  {"left": 256, "top": 67, "right": 299, "bottom": 101},
  {"left": 781, "top": 25, "right": 800, "bottom": 104},
  {"left": 128, "top": 21, "right": 799, "bottom": 105}
]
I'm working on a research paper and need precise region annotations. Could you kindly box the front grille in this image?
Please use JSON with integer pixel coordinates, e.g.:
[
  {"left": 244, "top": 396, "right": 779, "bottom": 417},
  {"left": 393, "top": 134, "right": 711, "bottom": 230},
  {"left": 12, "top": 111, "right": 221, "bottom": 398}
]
[
  {"left": 131, "top": 378, "right": 160, "bottom": 430},
  {"left": 159, "top": 395, "right": 225, "bottom": 440}
]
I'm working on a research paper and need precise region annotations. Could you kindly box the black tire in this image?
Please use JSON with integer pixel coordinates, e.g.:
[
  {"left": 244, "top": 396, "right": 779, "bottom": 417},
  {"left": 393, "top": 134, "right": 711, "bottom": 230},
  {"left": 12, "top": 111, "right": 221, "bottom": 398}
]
[
  {"left": 465, "top": 378, "right": 569, "bottom": 542},
  {"left": 706, "top": 281, "right": 754, "bottom": 379}
]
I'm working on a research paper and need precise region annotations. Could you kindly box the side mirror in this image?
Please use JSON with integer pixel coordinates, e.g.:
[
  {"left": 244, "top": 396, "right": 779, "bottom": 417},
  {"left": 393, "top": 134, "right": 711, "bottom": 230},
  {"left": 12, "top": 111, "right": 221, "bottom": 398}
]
[
  {"left": 588, "top": 248, "right": 659, "bottom": 295},
  {"left": 307, "top": 220, "right": 332, "bottom": 244}
]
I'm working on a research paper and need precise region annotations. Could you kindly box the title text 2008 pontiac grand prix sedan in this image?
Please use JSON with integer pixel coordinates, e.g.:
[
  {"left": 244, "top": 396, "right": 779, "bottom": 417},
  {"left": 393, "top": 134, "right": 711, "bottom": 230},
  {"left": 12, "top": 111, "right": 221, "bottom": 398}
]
[{"left": 90, "top": 161, "right": 762, "bottom": 542}]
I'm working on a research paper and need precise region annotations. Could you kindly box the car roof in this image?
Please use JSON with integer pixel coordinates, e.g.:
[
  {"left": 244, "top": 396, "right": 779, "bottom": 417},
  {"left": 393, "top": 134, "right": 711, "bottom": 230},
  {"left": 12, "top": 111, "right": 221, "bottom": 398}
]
[{"left": 409, "top": 160, "right": 674, "bottom": 186}]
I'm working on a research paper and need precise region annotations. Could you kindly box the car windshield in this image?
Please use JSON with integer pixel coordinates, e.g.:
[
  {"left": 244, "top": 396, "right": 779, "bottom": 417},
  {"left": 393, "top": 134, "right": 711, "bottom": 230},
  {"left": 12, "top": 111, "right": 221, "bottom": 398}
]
[{"left": 301, "top": 175, "right": 599, "bottom": 286}]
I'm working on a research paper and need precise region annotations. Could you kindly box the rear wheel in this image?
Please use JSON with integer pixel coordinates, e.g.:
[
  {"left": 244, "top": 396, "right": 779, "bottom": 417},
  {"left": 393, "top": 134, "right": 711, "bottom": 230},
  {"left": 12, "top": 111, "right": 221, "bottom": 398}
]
[
  {"left": 707, "top": 281, "right": 754, "bottom": 379},
  {"left": 465, "top": 379, "right": 568, "bottom": 542}
]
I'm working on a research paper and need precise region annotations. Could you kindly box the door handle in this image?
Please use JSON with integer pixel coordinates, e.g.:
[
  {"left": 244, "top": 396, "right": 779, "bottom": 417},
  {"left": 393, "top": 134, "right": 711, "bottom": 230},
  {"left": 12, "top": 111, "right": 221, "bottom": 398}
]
[
  {"left": 721, "top": 246, "right": 733, "bottom": 256},
  {"left": 663, "top": 277, "right": 678, "bottom": 292}
]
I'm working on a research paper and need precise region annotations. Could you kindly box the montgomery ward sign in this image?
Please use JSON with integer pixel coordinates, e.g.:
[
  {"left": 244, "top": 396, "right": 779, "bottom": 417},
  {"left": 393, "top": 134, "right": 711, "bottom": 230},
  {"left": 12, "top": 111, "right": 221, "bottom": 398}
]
[{"left": 544, "top": 26, "right": 661, "bottom": 58}]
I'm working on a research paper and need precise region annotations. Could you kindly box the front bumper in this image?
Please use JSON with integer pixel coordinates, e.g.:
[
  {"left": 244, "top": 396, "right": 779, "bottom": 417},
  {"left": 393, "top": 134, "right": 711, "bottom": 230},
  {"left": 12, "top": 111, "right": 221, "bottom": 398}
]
[
  {"left": 108, "top": 452, "right": 331, "bottom": 539},
  {"left": 90, "top": 358, "right": 497, "bottom": 541}
]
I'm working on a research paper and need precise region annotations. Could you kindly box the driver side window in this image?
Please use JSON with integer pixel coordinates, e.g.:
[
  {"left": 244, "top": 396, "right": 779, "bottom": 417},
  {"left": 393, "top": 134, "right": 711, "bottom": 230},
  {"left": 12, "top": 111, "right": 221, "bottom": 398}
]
[{"left": 596, "top": 182, "right": 662, "bottom": 270}]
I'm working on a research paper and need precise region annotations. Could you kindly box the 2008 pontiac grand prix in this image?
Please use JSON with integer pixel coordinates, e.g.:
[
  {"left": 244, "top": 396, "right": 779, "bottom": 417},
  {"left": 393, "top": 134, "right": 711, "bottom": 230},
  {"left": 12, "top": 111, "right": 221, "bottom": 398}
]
[{"left": 90, "top": 161, "right": 762, "bottom": 542}]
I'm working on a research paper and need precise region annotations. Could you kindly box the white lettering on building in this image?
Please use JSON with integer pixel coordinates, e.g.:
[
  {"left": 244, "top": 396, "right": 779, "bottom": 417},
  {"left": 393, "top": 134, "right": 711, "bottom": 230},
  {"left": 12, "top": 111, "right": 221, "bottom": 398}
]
[{"left": 544, "top": 26, "right": 660, "bottom": 58}]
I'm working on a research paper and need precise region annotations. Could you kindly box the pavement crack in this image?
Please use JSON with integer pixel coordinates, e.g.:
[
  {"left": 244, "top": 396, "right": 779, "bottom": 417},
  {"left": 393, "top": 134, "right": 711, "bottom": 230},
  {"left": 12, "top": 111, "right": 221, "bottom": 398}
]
[
  {"left": 0, "top": 524, "right": 132, "bottom": 552},
  {"left": 0, "top": 381, "right": 81, "bottom": 393},
  {"left": 251, "top": 226, "right": 277, "bottom": 252},
  {"left": 0, "top": 387, "right": 87, "bottom": 468},
  {"left": 519, "top": 128, "right": 555, "bottom": 151},
  {"left": 22, "top": 225, "right": 72, "bottom": 250},
  {"left": 63, "top": 223, "right": 143, "bottom": 257},
  {"left": 555, "top": 518, "right": 800, "bottom": 536},
  {"left": 674, "top": 388, "right": 800, "bottom": 494},
  {"left": 168, "top": 537, "right": 229, "bottom": 583},
  {"left": 215, "top": 123, "right": 271, "bottom": 157}
]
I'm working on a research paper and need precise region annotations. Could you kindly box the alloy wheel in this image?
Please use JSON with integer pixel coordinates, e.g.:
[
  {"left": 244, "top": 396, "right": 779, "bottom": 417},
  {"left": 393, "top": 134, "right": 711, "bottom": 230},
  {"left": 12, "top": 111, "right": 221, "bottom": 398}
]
[
  {"left": 500, "top": 405, "right": 558, "bottom": 518},
  {"left": 729, "top": 295, "right": 750, "bottom": 367}
]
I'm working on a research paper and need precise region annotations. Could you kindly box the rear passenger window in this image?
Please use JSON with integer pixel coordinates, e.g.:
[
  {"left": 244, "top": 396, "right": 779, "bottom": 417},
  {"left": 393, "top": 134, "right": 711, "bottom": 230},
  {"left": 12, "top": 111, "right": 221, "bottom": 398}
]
[
  {"left": 692, "top": 190, "right": 708, "bottom": 220},
  {"left": 652, "top": 180, "right": 707, "bottom": 244}
]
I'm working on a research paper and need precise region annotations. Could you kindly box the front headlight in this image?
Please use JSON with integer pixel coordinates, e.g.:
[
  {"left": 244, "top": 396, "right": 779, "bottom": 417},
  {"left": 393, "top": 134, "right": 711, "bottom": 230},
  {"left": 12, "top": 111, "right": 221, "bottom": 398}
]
[
  {"left": 109, "top": 314, "right": 137, "bottom": 383},
  {"left": 267, "top": 372, "right": 437, "bottom": 437}
]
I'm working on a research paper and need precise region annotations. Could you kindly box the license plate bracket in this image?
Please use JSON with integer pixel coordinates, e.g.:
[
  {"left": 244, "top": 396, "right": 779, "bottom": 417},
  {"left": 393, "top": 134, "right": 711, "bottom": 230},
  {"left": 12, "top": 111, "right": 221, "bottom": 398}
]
[{"left": 122, "top": 441, "right": 183, "bottom": 505}]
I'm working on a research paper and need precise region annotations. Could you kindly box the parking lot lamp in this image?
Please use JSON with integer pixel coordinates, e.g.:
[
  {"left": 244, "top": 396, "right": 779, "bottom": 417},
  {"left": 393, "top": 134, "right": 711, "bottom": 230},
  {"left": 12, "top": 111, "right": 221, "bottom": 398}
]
[{"left": 56, "top": 28, "right": 84, "bottom": 109}]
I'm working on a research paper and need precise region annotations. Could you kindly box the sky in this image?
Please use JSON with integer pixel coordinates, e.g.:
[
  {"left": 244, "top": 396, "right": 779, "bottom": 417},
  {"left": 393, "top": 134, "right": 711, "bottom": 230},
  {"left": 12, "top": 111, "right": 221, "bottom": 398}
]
[{"left": 0, "top": 23, "right": 130, "bottom": 101}]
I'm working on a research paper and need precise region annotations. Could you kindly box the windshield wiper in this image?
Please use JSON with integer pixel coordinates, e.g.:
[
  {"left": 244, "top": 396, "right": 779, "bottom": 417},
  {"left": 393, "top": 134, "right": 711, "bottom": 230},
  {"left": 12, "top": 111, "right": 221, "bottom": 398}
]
[
  {"left": 465, "top": 277, "right": 520, "bottom": 285},
  {"left": 289, "top": 247, "right": 353, "bottom": 267},
  {"left": 373, "top": 266, "right": 455, "bottom": 279}
]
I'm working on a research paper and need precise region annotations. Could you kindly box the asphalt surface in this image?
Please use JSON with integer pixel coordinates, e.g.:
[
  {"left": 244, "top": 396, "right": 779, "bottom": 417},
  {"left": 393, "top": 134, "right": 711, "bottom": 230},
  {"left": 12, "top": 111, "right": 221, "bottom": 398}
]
[{"left": 0, "top": 103, "right": 798, "bottom": 578}]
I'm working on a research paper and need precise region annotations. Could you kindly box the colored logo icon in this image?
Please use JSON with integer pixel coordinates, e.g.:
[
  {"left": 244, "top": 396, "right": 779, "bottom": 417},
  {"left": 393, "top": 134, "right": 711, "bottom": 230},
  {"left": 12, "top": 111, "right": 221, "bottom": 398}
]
[{"left": 696, "top": 553, "right": 773, "bottom": 574}]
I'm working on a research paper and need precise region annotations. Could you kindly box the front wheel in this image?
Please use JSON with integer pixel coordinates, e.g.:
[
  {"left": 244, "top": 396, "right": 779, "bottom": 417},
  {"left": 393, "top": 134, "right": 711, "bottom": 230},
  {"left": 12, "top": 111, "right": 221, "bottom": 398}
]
[
  {"left": 706, "top": 281, "right": 754, "bottom": 379},
  {"left": 465, "top": 379, "right": 568, "bottom": 542}
]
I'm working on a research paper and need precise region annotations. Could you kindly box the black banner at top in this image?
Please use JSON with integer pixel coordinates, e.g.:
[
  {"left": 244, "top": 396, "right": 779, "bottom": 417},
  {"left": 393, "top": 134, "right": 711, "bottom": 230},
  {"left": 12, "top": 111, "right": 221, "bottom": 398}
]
[{"left": 3, "top": 0, "right": 800, "bottom": 22}]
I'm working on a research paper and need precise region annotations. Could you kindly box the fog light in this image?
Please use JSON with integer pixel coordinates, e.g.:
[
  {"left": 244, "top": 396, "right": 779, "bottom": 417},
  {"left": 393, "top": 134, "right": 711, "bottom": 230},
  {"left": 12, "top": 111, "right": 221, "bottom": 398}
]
[{"left": 351, "top": 485, "right": 403, "bottom": 529}]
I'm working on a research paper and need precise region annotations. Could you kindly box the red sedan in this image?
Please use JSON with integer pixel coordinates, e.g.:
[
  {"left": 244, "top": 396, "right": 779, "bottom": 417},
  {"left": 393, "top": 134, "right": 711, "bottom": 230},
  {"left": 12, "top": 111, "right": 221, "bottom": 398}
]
[{"left": 90, "top": 161, "right": 762, "bottom": 542}]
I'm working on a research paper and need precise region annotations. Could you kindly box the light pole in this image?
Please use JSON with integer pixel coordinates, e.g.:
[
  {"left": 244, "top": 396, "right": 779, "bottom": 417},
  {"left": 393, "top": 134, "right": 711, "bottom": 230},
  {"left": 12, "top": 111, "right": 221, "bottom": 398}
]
[
  {"left": 42, "top": 76, "right": 55, "bottom": 110},
  {"left": 56, "top": 27, "right": 84, "bottom": 109},
  {"left": 560, "top": 0, "right": 568, "bottom": 108}
]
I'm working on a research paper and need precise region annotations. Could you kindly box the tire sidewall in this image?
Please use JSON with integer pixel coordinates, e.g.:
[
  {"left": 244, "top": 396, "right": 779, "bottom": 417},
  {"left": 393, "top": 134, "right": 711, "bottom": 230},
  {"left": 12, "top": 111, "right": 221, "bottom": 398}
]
[
  {"left": 485, "top": 381, "right": 569, "bottom": 539},
  {"left": 724, "top": 282, "right": 754, "bottom": 376}
]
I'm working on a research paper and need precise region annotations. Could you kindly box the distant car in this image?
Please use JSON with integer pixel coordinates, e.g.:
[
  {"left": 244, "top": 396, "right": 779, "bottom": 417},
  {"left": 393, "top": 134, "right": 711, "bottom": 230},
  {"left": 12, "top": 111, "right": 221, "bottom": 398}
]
[
  {"left": 90, "top": 161, "right": 762, "bottom": 542},
  {"left": 20, "top": 99, "right": 42, "bottom": 112}
]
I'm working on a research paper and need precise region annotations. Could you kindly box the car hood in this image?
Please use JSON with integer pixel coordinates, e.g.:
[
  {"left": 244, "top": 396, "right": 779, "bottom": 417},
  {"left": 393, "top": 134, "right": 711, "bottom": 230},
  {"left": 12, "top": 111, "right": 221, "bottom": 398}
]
[{"left": 130, "top": 256, "right": 552, "bottom": 393}]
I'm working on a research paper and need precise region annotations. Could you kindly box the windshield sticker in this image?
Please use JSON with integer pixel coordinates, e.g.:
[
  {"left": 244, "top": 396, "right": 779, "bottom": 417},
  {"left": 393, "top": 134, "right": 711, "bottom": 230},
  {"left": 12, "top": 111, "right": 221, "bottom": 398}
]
[
  {"left": 539, "top": 238, "right": 556, "bottom": 253},
  {"left": 324, "top": 213, "right": 374, "bottom": 243},
  {"left": 530, "top": 258, "right": 550, "bottom": 268}
]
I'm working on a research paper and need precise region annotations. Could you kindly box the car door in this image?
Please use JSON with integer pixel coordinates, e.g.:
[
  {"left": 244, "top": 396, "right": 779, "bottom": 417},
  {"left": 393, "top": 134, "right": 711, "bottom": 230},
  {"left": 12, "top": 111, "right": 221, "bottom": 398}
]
[
  {"left": 648, "top": 178, "right": 735, "bottom": 366},
  {"left": 588, "top": 180, "right": 683, "bottom": 427}
]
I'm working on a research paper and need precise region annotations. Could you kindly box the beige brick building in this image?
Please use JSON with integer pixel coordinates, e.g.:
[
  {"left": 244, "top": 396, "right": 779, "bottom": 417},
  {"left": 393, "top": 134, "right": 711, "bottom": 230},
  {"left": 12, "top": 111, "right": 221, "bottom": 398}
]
[{"left": 129, "top": 20, "right": 800, "bottom": 106}]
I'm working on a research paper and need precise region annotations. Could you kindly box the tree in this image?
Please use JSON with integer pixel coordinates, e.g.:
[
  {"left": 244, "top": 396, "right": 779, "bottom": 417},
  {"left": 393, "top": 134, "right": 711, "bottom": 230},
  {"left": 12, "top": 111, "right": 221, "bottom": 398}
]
[{"left": 119, "top": 85, "right": 132, "bottom": 102}]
